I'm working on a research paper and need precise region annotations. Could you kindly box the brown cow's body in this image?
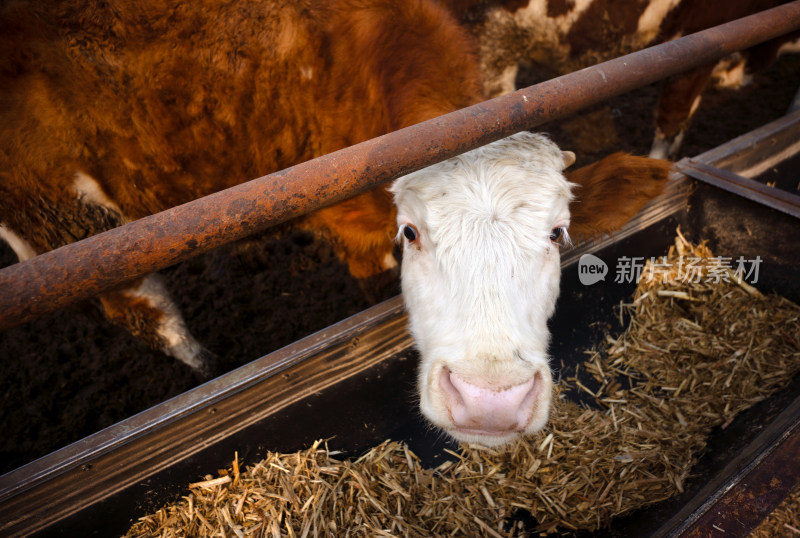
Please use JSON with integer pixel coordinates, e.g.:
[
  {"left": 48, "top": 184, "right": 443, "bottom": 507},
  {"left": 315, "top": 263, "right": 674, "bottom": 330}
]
[
  {"left": 473, "top": 0, "right": 800, "bottom": 158},
  {"left": 1, "top": 0, "right": 481, "bottom": 275},
  {"left": 1, "top": 0, "right": 484, "bottom": 372},
  {"left": 1, "top": 0, "right": 669, "bottom": 379}
]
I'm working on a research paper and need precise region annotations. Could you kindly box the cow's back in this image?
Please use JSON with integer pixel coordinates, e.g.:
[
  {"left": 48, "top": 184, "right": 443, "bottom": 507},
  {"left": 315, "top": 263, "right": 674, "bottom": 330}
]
[
  {"left": 1, "top": 1, "right": 324, "bottom": 236},
  {"left": 0, "top": 0, "right": 482, "bottom": 252}
]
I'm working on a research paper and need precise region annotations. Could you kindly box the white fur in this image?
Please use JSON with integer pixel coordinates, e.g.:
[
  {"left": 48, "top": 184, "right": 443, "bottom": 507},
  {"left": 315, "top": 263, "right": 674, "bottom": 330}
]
[
  {"left": 381, "top": 252, "right": 398, "bottom": 270},
  {"left": 649, "top": 127, "right": 685, "bottom": 159},
  {"left": 636, "top": 0, "right": 681, "bottom": 43},
  {"left": 391, "top": 132, "right": 572, "bottom": 446},
  {"left": 712, "top": 54, "right": 752, "bottom": 89},
  {"left": 0, "top": 223, "right": 38, "bottom": 261},
  {"left": 779, "top": 37, "right": 800, "bottom": 55},
  {"left": 124, "top": 275, "right": 208, "bottom": 371},
  {"left": 72, "top": 171, "right": 124, "bottom": 215}
]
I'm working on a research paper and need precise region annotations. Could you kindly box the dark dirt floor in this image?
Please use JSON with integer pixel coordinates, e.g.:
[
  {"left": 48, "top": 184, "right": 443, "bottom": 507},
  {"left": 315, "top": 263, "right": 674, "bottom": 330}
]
[{"left": 1, "top": 53, "right": 799, "bottom": 476}]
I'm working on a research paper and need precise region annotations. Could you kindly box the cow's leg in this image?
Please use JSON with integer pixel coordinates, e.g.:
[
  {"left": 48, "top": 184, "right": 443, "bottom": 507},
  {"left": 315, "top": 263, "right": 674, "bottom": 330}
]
[
  {"left": 1, "top": 173, "right": 216, "bottom": 376},
  {"left": 301, "top": 187, "right": 399, "bottom": 302},
  {"left": 650, "top": 64, "right": 715, "bottom": 159},
  {"left": 745, "top": 33, "right": 800, "bottom": 78},
  {"left": 71, "top": 173, "right": 218, "bottom": 375},
  {"left": 99, "top": 275, "right": 217, "bottom": 376}
]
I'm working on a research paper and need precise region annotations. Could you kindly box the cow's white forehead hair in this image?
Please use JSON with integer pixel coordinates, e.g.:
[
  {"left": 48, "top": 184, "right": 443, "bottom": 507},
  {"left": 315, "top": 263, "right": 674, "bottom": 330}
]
[
  {"left": 391, "top": 131, "right": 573, "bottom": 262},
  {"left": 391, "top": 131, "right": 574, "bottom": 362}
]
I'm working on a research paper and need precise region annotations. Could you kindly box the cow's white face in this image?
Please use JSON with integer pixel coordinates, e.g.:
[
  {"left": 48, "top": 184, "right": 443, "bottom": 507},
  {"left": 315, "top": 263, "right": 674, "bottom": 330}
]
[{"left": 391, "top": 132, "right": 574, "bottom": 447}]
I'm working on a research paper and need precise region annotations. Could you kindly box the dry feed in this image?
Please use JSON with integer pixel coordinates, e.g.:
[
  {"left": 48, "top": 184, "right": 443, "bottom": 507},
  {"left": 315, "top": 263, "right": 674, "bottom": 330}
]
[{"left": 126, "top": 231, "right": 800, "bottom": 536}]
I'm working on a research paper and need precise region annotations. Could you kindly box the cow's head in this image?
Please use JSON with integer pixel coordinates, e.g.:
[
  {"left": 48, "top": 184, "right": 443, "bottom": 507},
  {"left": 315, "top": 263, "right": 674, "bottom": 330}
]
[{"left": 391, "top": 131, "right": 669, "bottom": 446}]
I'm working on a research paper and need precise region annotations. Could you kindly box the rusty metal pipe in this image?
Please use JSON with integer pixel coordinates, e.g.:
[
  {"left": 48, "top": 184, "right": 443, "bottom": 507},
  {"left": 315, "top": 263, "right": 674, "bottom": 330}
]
[{"left": 2, "top": 1, "right": 800, "bottom": 329}]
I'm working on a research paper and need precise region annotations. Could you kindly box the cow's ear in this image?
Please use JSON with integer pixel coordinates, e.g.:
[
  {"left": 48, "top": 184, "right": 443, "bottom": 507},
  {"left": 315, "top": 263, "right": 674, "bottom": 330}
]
[{"left": 566, "top": 153, "right": 671, "bottom": 239}]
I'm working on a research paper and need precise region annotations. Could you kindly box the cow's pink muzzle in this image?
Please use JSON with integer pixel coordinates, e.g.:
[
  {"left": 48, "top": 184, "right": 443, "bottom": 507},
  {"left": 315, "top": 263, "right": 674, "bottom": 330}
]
[{"left": 438, "top": 367, "right": 544, "bottom": 436}]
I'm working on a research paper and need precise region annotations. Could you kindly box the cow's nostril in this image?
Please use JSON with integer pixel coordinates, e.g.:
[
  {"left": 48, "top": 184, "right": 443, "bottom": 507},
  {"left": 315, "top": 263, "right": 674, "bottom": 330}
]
[{"left": 438, "top": 367, "right": 541, "bottom": 433}]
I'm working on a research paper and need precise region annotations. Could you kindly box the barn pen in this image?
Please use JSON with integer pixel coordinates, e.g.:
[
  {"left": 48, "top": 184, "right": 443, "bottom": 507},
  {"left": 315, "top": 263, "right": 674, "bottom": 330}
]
[{"left": 1, "top": 3, "right": 800, "bottom": 536}]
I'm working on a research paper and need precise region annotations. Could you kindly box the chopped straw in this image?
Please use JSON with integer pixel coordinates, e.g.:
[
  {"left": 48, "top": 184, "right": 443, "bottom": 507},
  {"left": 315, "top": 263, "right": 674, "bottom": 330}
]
[
  {"left": 126, "top": 231, "right": 800, "bottom": 536},
  {"left": 751, "top": 484, "right": 800, "bottom": 537}
]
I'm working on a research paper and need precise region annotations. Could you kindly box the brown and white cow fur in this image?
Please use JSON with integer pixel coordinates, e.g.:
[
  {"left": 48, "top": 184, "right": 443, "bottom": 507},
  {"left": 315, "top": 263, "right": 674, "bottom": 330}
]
[
  {"left": 469, "top": 0, "right": 800, "bottom": 159},
  {"left": 0, "top": 0, "right": 670, "bottom": 444}
]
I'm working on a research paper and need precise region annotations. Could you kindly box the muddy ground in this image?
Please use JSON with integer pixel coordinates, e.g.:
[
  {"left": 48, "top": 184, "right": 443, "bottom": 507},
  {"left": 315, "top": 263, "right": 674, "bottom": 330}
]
[{"left": 1, "top": 54, "right": 799, "bottom": 476}]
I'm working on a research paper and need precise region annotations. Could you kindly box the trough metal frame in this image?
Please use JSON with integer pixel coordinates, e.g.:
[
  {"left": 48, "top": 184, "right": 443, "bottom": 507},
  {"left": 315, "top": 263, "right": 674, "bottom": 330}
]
[
  {"left": 676, "top": 109, "right": 800, "bottom": 220},
  {"left": 1, "top": 3, "right": 800, "bottom": 537},
  {"left": 658, "top": 395, "right": 800, "bottom": 538}
]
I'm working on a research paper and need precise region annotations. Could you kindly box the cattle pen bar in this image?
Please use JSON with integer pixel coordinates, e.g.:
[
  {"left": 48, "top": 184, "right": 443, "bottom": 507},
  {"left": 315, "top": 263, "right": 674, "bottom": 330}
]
[{"left": 1, "top": 1, "right": 800, "bottom": 328}]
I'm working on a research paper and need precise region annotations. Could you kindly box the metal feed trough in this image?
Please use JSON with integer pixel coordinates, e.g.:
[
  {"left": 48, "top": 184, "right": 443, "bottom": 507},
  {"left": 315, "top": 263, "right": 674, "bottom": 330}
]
[{"left": 1, "top": 3, "right": 800, "bottom": 536}]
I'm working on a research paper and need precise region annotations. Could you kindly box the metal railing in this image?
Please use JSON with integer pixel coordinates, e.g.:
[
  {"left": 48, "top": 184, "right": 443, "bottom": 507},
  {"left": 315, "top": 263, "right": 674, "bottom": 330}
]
[{"left": 1, "top": 0, "right": 800, "bottom": 328}]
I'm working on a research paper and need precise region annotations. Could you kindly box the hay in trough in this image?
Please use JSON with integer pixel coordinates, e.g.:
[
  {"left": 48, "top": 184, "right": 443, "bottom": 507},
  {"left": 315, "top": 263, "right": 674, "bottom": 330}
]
[
  {"left": 126, "top": 230, "right": 800, "bottom": 536},
  {"left": 751, "top": 484, "right": 800, "bottom": 537}
]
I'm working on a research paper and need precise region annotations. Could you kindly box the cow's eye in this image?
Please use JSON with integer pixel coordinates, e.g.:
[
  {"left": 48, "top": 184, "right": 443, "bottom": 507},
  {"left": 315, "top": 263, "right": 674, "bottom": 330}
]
[
  {"left": 549, "top": 226, "right": 567, "bottom": 245},
  {"left": 402, "top": 223, "right": 419, "bottom": 243}
]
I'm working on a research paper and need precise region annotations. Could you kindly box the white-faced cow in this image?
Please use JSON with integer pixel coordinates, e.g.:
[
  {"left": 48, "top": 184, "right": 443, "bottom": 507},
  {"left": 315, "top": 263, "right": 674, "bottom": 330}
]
[
  {"left": 0, "top": 0, "right": 670, "bottom": 446},
  {"left": 468, "top": 0, "right": 800, "bottom": 159}
]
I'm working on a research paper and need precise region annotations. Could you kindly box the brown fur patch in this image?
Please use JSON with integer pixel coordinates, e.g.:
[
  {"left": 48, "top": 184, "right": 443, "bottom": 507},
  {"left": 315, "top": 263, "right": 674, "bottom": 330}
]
[
  {"left": 547, "top": 0, "right": 575, "bottom": 17},
  {"left": 566, "top": 153, "right": 671, "bottom": 239},
  {"left": 0, "top": 180, "right": 126, "bottom": 253},
  {"left": 566, "top": 0, "right": 649, "bottom": 59},
  {"left": 99, "top": 283, "right": 166, "bottom": 351},
  {"left": 656, "top": 65, "right": 715, "bottom": 138},
  {"left": 560, "top": 107, "right": 621, "bottom": 154},
  {"left": 440, "top": 0, "right": 530, "bottom": 23},
  {"left": 0, "top": 0, "right": 484, "bottom": 282}
]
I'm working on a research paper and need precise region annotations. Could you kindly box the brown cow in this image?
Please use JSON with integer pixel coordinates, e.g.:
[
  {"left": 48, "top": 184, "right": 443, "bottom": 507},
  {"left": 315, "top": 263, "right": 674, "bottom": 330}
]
[
  {"left": 470, "top": 0, "right": 800, "bottom": 158},
  {"left": 0, "top": 0, "right": 668, "bottom": 434}
]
